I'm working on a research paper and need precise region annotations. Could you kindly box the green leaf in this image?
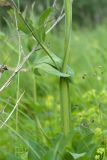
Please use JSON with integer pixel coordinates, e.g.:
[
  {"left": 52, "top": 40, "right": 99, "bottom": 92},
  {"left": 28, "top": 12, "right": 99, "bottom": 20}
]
[
  {"left": 33, "top": 68, "right": 41, "bottom": 76},
  {"left": 35, "top": 7, "right": 53, "bottom": 42},
  {"left": 18, "top": 16, "right": 34, "bottom": 34},
  {"left": 62, "top": 151, "right": 73, "bottom": 160},
  {"left": 16, "top": 13, "right": 30, "bottom": 34},
  {"left": 34, "top": 53, "right": 74, "bottom": 78},
  {"left": 28, "top": 140, "right": 45, "bottom": 160},
  {"left": 34, "top": 63, "right": 71, "bottom": 77},
  {"left": 38, "top": 7, "right": 53, "bottom": 26},
  {"left": 41, "top": 149, "right": 55, "bottom": 160},
  {"left": 35, "top": 25, "right": 46, "bottom": 42},
  {"left": 69, "top": 152, "right": 86, "bottom": 159}
]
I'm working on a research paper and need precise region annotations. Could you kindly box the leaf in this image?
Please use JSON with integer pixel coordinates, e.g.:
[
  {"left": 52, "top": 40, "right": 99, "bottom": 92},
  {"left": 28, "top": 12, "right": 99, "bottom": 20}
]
[
  {"left": 35, "top": 25, "right": 46, "bottom": 42},
  {"left": 34, "top": 63, "right": 71, "bottom": 77},
  {"left": 41, "top": 149, "right": 55, "bottom": 160},
  {"left": 34, "top": 7, "right": 53, "bottom": 42},
  {"left": 35, "top": 7, "right": 53, "bottom": 42},
  {"left": 38, "top": 7, "right": 53, "bottom": 26},
  {"left": 22, "top": 6, "right": 28, "bottom": 19},
  {"left": 69, "top": 152, "right": 86, "bottom": 159},
  {"left": 34, "top": 53, "right": 74, "bottom": 78},
  {"left": 62, "top": 151, "right": 73, "bottom": 160},
  {"left": 8, "top": 9, "right": 32, "bottom": 34},
  {"left": 17, "top": 14, "right": 34, "bottom": 34},
  {"left": 16, "top": 13, "right": 30, "bottom": 34},
  {"left": 28, "top": 140, "right": 45, "bottom": 160},
  {"left": 33, "top": 68, "right": 41, "bottom": 76}
]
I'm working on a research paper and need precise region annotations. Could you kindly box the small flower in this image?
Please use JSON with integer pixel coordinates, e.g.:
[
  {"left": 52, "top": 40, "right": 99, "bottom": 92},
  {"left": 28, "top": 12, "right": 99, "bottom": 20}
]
[
  {"left": 95, "top": 154, "right": 100, "bottom": 160},
  {"left": 95, "top": 147, "right": 105, "bottom": 160},
  {"left": 94, "top": 128, "right": 102, "bottom": 137},
  {"left": 89, "top": 108, "right": 96, "bottom": 114},
  {"left": 83, "top": 89, "right": 96, "bottom": 102},
  {"left": 96, "top": 148, "right": 105, "bottom": 155},
  {"left": 45, "top": 95, "right": 54, "bottom": 108}
]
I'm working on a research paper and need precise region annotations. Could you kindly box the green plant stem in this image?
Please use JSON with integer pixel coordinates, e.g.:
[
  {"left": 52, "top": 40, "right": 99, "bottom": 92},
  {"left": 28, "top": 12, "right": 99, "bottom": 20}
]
[
  {"left": 11, "top": 0, "right": 57, "bottom": 68},
  {"left": 60, "top": 78, "right": 70, "bottom": 135},
  {"left": 33, "top": 74, "right": 37, "bottom": 103},
  {"left": 14, "top": 6, "right": 22, "bottom": 156},
  {"left": 60, "top": 0, "right": 72, "bottom": 136}
]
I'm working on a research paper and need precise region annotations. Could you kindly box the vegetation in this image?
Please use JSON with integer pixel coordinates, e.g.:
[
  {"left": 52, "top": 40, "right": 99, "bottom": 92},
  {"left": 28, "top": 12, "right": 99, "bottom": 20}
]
[
  {"left": 0, "top": 0, "right": 107, "bottom": 160},
  {"left": 1, "top": 0, "right": 107, "bottom": 28}
]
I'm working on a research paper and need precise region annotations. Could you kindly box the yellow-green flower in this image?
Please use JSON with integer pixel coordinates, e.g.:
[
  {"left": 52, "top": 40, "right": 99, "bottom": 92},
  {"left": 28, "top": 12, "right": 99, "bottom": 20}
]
[
  {"left": 96, "top": 148, "right": 105, "bottom": 155},
  {"left": 94, "top": 128, "right": 102, "bottom": 137},
  {"left": 83, "top": 89, "right": 96, "bottom": 102},
  {"left": 95, "top": 147, "right": 105, "bottom": 160},
  {"left": 89, "top": 108, "right": 96, "bottom": 114},
  {"left": 95, "top": 154, "right": 100, "bottom": 160},
  {"left": 45, "top": 95, "right": 54, "bottom": 108}
]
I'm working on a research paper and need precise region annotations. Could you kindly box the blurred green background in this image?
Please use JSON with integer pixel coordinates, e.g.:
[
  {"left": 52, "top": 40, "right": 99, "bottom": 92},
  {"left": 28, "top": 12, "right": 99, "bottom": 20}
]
[{"left": 1, "top": 0, "right": 107, "bottom": 28}]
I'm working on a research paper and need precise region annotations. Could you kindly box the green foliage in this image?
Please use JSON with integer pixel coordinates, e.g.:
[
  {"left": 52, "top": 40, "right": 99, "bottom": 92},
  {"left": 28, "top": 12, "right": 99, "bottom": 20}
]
[
  {"left": 33, "top": 54, "right": 74, "bottom": 78},
  {"left": 1, "top": 1, "right": 107, "bottom": 160},
  {"left": 1, "top": 0, "right": 107, "bottom": 29},
  {"left": 1, "top": 24, "right": 107, "bottom": 159}
]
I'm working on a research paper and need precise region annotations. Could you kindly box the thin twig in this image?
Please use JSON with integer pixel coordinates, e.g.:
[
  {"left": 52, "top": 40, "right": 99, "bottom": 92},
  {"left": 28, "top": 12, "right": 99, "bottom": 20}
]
[
  {"left": 0, "top": 91, "right": 24, "bottom": 129},
  {"left": 46, "top": 13, "right": 65, "bottom": 34},
  {"left": 7, "top": 67, "right": 29, "bottom": 72},
  {"left": 0, "top": 104, "right": 7, "bottom": 116},
  {"left": 53, "top": 0, "right": 57, "bottom": 7},
  {"left": 46, "top": 4, "right": 65, "bottom": 34},
  {"left": 0, "top": 46, "right": 40, "bottom": 93}
]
